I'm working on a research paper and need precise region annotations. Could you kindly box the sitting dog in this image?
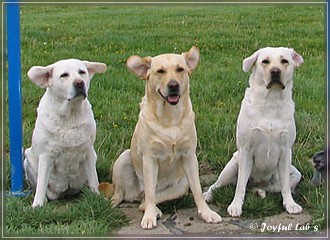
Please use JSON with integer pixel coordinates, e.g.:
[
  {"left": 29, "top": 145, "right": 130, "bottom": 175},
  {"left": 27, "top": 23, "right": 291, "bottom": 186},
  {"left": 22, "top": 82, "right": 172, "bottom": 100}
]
[
  {"left": 203, "top": 47, "right": 304, "bottom": 217},
  {"left": 111, "top": 46, "right": 222, "bottom": 229},
  {"left": 24, "top": 59, "right": 107, "bottom": 207}
]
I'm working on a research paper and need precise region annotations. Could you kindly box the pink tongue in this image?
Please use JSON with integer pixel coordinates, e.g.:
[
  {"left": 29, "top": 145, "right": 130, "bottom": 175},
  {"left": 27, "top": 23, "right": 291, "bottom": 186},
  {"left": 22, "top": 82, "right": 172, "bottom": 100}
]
[{"left": 168, "top": 95, "right": 179, "bottom": 103}]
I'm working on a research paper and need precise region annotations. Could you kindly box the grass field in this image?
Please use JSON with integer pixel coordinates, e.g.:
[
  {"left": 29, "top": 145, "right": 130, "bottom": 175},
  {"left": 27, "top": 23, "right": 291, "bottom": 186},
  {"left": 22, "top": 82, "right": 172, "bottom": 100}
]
[{"left": 5, "top": 4, "right": 325, "bottom": 235}]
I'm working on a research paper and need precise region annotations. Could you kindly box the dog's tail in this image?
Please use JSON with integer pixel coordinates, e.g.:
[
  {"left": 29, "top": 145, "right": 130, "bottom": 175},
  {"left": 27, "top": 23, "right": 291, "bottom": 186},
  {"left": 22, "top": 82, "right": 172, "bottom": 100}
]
[
  {"left": 98, "top": 182, "right": 114, "bottom": 198},
  {"left": 98, "top": 182, "right": 125, "bottom": 208}
]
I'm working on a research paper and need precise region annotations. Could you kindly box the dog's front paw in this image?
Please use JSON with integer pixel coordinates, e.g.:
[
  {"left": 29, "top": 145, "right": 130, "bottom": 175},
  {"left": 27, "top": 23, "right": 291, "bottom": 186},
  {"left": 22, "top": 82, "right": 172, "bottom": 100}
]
[
  {"left": 139, "top": 203, "right": 163, "bottom": 220},
  {"left": 203, "top": 191, "right": 213, "bottom": 203},
  {"left": 227, "top": 201, "right": 242, "bottom": 217},
  {"left": 284, "top": 202, "right": 303, "bottom": 214},
  {"left": 141, "top": 209, "right": 158, "bottom": 229},
  {"left": 32, "top": 197, "right": 47, "bottom": 208},
  {"left": 199, "top": 209, "right": 222, "bottom": 223}
]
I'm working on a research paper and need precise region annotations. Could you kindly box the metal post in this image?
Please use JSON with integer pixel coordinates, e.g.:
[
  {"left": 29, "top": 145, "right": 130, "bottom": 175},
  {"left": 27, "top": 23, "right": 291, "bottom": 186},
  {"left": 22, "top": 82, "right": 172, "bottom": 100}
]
[{"left": 7, "top": 1, "right": 26, "bottom": 196}]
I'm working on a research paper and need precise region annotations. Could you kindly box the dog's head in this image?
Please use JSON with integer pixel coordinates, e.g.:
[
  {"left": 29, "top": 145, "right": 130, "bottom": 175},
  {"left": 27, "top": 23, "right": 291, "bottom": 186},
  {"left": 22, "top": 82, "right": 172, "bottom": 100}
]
[
  {"left": 27, "top": 59, "right": 107, "bottom": 102},
  {"left": 126, "top": 46, "right": 199, "bottom": 106},
  {"left": 242, "top": 47, "right": 303, "bottom": 90}
]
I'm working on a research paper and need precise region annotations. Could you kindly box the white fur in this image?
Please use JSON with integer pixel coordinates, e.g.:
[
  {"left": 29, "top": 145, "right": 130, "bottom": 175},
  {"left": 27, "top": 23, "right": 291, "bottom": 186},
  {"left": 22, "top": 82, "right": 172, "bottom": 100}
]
[
  {"left": 24, "top": 59, "right": 106, "bottom": 207},
  {"left": 204, "top": 47, "right": 303, "bottom": 216}
]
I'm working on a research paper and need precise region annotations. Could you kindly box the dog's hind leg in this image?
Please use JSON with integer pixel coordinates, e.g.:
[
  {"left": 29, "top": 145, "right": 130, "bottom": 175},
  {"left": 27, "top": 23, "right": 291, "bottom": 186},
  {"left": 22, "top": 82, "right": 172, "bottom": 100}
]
[
  {"left": 156, "top": 176, "right": 189, "bottom": 203},
  {"left": 289, "top": 165, "right": 301, "bottom": 191},
  {"left": 46, "top": 187, "right": 61, "bottom": 200},
  {"left": 203, "top": 152, "right": 239, "bottom": 202},
  {"left": 251, "top": 187, "right": 266, "bottom": 198},
  {"left": 24, "top": 148, "right": 38, "bottom": 189},
  {"left": 24, "top": 159, "right": 37, "bottom": 189},
  {"left": 262, "top": 165, "right": 301, "bottom": 195},
  {"left": 111, "top": 149, "right": 141, "bottom": 207},
  {"left": 139, "top": 176, "right": 189, "bottom": 213}
]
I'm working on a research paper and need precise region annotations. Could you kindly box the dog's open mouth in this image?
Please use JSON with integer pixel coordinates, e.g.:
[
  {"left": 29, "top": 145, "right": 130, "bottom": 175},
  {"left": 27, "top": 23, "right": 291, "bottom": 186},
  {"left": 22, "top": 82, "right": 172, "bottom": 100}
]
[{"left": 158, "top": 89, "right": 180, "bottom": 105}]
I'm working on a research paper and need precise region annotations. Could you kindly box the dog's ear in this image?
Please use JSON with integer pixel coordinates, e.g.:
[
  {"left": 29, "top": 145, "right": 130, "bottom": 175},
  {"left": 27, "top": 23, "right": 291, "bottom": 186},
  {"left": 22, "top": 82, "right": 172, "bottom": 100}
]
[
  {"left": 83, "top": 61, "right": 107, "bottom": 79},
  {"left": 27, "top": 64, "right": 54, "bottom": 88},
  {"left": 182, "top": 46, "right": 200, "bottom": 72},
  {"left": 242, "top": 50, "right": 260, "bottom": 72},
  {"left": 289, "top": 49, "right": 304, "bottom": 68},
  {"left": 126, "top": 55, "right": 151, "bottom": 80}
]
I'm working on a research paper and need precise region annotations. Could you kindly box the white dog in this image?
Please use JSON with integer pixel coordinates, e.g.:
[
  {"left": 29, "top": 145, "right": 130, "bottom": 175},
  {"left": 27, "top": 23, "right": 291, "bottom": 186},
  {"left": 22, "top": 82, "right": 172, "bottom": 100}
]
[
  {"left": 204, "top": 47, "right": 304, "bottom": 217},
  {"left": 24, "top": 59, "right": 107, "bottom": 207},
  {"left": 111, "top": 46, "right": 222, "bottom": 229}
]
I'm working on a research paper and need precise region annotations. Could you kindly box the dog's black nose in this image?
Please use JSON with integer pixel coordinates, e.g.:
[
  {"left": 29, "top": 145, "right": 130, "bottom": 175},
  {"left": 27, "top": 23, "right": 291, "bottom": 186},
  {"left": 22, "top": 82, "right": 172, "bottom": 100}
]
[
  {"left": 168, "top": 80, "right": 180, "bottom": 91},
  {"left": 74, "top": 79, "right": 84, "bottom": 88},
  {"left": 270, "top": 67, "right": 281, "bottom": 76}
]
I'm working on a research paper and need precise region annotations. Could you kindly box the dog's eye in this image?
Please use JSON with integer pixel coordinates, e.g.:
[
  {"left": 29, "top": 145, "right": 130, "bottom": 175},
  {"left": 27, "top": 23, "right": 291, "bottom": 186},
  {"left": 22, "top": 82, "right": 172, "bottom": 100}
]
[
  {"left": 281, "top": 59, "right": 289, "bottom": 64},
  {"left": 79, "top": 70, "right": 86, "bottom": 75},
  {"left": 60, "top": 73, "right": 69, "bottom": 78},
  {"left": 176, "top": 67, "right": 184, "bottom": 73},
  {"left": 262, "top": 59, "right": 270, "bottom": 64},
  {"left": 157, "top": 69, "right": 165, "bottom": 74}
]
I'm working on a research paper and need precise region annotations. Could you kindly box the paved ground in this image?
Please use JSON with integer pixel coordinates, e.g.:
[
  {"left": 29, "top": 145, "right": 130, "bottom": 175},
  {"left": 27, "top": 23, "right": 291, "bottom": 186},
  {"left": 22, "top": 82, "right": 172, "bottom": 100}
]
[
  {"left": 114, "top": 203, "right": 317, "bottom": 236},
  {"left": 111, "top": 173, "right": 326, "bottom": 238}
]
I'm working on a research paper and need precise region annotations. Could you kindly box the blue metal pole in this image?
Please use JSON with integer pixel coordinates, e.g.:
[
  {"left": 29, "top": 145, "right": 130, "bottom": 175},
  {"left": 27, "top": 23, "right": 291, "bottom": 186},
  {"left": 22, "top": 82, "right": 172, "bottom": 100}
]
[{"left": 7, "top": 1, "right": 25, "bottom": 196}]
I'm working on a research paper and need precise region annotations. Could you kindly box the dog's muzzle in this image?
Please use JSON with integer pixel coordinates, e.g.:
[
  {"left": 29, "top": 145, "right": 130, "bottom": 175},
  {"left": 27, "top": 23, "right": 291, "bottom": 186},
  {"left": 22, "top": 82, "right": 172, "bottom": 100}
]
[
  {"left": 266, "top": 67, "right": 285, "bottom": 90},
  {"left": 70, "top": 79, "right": 87, "bottom": 101},
  {"left": 158, "top": 80, "right": 180, "bottom": 105}
]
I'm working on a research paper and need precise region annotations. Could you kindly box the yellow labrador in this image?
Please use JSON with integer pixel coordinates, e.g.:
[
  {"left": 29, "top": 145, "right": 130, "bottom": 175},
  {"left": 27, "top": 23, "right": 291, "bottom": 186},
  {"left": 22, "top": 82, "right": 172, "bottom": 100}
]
[
  {"left": 24, "top": 59, "right": 106, "bottom": 207},
  {"left": 111, "top": 46, "right": 222, "bottom": 229},
  {"left": 204, "top": 47, "right": 304, "bottom": 217}
]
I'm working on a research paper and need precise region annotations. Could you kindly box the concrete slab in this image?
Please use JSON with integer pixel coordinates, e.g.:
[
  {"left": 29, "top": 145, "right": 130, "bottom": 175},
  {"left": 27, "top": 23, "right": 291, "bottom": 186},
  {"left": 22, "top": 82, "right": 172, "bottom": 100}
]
[{"left": 113, "top": 203, "right": 318, "bottom": 236}]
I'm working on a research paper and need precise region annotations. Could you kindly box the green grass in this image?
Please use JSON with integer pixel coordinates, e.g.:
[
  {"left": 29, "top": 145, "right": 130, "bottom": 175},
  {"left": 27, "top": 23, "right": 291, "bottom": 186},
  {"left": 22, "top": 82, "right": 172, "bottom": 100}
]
[
  {"left": 5, "top": 4, "right": 325, "bottom": 235},
  {"left": 5, "top": 188, "right": 128, "bottom": 235}
]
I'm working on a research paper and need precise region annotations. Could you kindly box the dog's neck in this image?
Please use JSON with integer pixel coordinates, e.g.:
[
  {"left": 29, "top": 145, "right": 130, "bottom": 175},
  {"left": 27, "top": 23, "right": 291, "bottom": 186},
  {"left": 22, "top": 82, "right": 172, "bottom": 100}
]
[
  {"left": 43, "top": 88, "right": 88, "bottom": 120},
  {"left": 249, "top": 74, "right": 293, "bottom": 99},
  {"left": 247, "top": 80, "right": 294, "bottom": 116}
]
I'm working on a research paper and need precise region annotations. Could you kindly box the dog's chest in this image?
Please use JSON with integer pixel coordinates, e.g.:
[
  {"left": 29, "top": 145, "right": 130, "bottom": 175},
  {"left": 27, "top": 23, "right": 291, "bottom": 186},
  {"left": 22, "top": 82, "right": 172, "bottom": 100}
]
[
  {"left": 139, "top": 112, "right": 196, "bottom": 162},
  {"left": 150, "top": 127, "right": 194, "bottom": 163},
  {"left": 239, "top": 94, "right": 295, "bottom": 148},
  {"left": 53, "top": 123, "right": 94, "bottom": 147},
  {"left": 253, "top": 119, "right": 288, "bottom": 136},
  {"left": 250, "top": 116, "right": 294, "bottom": 146},
  {"left": 38, "top": 113, "right": 95, "bottom": 148},
  {"left": 246, "top": 118, "right": 294, "bottom": 174},
  {"left": 155, "top": 139, "right": 190, "bottom": 162}
]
